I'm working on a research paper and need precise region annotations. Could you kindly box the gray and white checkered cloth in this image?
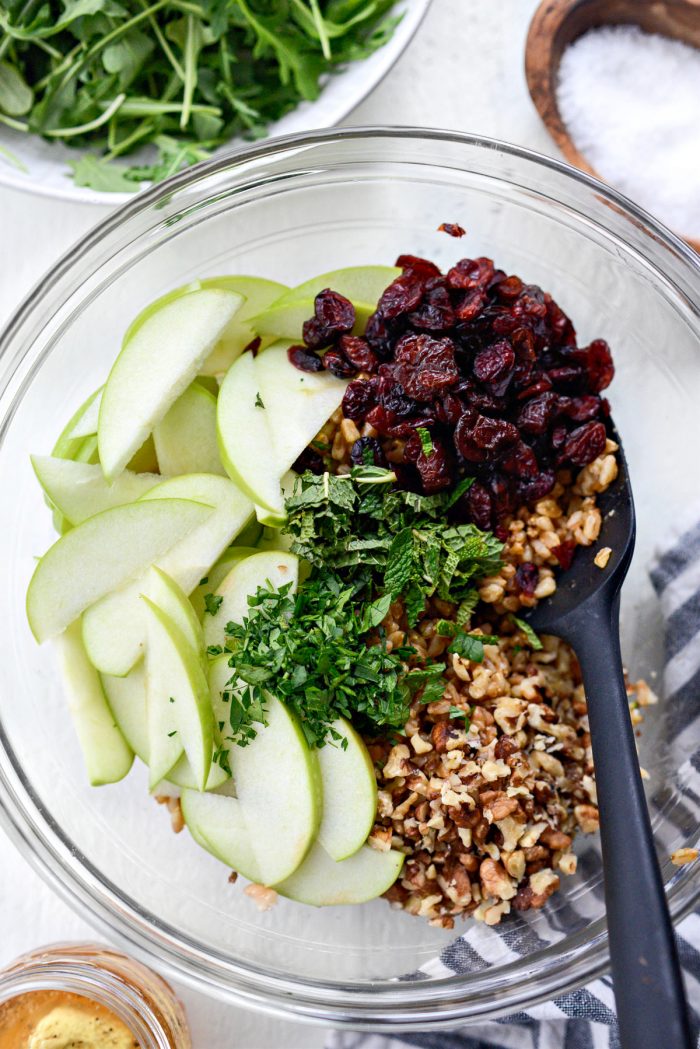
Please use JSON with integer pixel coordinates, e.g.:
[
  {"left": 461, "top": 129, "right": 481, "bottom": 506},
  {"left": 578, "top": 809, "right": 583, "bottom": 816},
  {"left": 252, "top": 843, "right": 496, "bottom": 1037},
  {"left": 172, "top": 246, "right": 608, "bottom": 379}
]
[{"left": 327, "top": 517, "right": 700, "bottom": 1049}]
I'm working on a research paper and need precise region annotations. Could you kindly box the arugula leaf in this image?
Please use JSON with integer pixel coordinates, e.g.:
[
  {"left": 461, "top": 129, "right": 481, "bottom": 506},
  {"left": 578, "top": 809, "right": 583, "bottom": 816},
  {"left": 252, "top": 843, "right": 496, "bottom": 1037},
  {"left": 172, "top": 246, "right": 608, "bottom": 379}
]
[
  {"left": 510, "top": 614, "right": 544, "bottom": 651},
  {"left": 69, "top": 155, "right": 138, "bottom": 192},
  {"left": 0, "top": 61, "right": 33, "bottom": 116}
]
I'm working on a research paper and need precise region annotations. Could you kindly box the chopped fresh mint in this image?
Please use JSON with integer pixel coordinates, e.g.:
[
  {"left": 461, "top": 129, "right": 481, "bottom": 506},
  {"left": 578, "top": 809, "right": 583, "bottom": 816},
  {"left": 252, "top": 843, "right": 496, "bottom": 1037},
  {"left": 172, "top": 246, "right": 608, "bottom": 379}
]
[
  {"left": 204, "top": 593, "right": 224, "bottom": 616},
  {"left": 449, "top": 631, "right": 500, "bottom": 664},
  {"left": 254, "top": 392, "right": 265, "bottom": 409},
  {"left": 416, "top": 427, "right": 433, "bottom": 456},
  {"left": 511, "top": 614, "right": 543, "bottom": 651}
]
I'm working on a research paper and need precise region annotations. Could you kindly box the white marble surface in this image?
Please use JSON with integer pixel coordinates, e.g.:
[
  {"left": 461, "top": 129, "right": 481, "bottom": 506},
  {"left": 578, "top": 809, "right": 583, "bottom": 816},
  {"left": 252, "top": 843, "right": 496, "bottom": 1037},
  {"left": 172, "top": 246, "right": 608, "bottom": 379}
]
[{"left": 0, "top": 2, "right": 553, "bottom": 1046}]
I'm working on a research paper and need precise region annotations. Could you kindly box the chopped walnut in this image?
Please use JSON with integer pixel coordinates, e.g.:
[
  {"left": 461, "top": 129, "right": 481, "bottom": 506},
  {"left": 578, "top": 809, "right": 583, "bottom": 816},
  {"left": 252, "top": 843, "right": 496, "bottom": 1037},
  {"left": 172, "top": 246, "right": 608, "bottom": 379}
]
[
  {"left": 244, "top": 884, "right": 278, "bottom": 911},
  {"left": 480, "top": 858, "right": 517, "bottom": 901},
  {"left": 574, "top": 803, "right": 600, "bottom": 834}
]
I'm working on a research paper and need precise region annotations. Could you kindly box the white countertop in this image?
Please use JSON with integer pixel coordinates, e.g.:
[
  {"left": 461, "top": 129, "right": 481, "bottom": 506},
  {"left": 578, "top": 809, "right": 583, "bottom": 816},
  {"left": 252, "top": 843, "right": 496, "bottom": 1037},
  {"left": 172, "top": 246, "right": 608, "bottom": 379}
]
[{"left": 0, "top": 2, "right": 553, "bottom": 1045}]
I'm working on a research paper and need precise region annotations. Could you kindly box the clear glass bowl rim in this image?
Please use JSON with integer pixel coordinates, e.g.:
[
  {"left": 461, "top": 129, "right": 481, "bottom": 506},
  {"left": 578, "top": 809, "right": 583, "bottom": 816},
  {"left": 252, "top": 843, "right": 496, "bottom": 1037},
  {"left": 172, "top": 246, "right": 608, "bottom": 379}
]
[{"left": 1, "top": 125, "right": 699, "bottom": 1031}]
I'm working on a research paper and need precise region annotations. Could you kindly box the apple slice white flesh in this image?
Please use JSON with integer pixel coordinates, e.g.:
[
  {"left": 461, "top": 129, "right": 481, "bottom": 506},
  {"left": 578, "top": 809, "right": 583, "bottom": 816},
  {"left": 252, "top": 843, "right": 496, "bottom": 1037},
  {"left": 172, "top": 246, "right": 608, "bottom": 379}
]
[
  {"left": 255, "top": 341, "right": 349, "bottom": 482},
  {"left": 217, "top": 350, "right": 283, "bottom": 517},
  {"left": 54, "top": 621, "right": 134, "bottom": 786},
  {"left": 52, "top": 387, "right": 103, "bottom": 460},
  {"left": 32, "top": 457, "right": 161, "bottom": 526},
  {"left": 197, "top": 276, "right": 288, "bottom": 377},
  {"left": 99, "top": 287, "right": 243, "bottom": 481},
  {"left": 189, "top": 546, "right": 258, "bottom": 619},
  {"left": 154, "top": 382, "right": 225, "bottom": 477},
  {"left": 142, "top": 596, "right": 213, "bottom": 791},
  {"left": 182, "top": 693, "right": 321, "bottom": 885},
  {"left": 181, "top": 787, "right": 262, "bottom": 882},
  {"left": 68, "top": 387, "right": 102, "bottom": 438},
  {"left": 27, "top": 499, "right": 211, "bottom": 643},
  {"left": 82, "top": 474, "right": 253, "bottom": 676},
  {"left": 317, "top": 719, "right": 377, "bottom": 861},
  {"left": 276, "top": 842, "right": 404, "bottom": 907},
  {"left": 250, "top": 266, "right": 401, "bottom": 340},
  {"left": 203, "top": 550, "right": 298, "bottom": 651},
  {"left": 101, "top": 661, "right": 228, "bottom": 790}
]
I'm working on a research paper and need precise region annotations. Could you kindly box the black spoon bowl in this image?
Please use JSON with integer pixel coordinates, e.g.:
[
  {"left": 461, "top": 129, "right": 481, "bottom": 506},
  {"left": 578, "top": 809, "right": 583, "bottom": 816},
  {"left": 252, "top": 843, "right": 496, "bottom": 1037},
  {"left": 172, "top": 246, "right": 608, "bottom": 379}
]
[{"left": 526, "top": 429, "right": 693, "bottom": 1049}]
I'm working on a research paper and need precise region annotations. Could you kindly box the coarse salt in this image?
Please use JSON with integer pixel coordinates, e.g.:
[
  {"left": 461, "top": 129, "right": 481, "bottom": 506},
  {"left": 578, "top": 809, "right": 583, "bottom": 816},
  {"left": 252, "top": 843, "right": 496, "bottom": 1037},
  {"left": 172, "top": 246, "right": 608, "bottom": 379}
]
[{"left": 557, "top": 26, "right": 700, "bottom": 239}]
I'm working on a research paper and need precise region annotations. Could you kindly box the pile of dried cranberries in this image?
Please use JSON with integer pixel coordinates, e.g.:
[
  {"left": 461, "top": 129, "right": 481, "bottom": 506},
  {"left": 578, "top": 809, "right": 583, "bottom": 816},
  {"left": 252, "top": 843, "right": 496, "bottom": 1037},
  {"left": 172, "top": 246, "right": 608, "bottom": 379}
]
[{"left": 289, "top": 253, "right": 614, "bottom": 535}]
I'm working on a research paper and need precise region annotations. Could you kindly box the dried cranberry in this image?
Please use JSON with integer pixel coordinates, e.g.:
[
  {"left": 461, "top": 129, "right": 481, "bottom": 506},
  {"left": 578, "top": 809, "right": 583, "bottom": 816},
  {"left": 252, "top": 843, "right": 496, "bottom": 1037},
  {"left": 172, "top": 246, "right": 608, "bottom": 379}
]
[
  {"left": 516, "top": 375, "right": 553, "bottom": 400},
  {"left": 395, "top": 254, "right": 442, "bottom": 279},
  {"left": 393, "top": 333, "right": 459, "bottom": 401},
  {"left": 338, "top": 335, "right": 378, "bottom": 373},
  {"left": 488, "top": 473, "right": 516, "bottom": 518},
  {"left": 548, "top": 364, "right": 586, "bottom": 392},
  {"left": 516, "top": 470, "right": 555, "bottom": 502},
  {"left": 456, "top": 378, "right": 507, "bottom": 414},
  {"left": 545, "top": 294, "right": 576, "bottom": 346},
  {"left": 438, "top": 222, "right": 466, "bottom": 238},
  {"left": 552, "top": 539, "right": 576, "bottom": 571},
  {"left": 376, "top": 273, "right": 424, "bottom": 319},
  {"left": 408, "top": 284, "right": 455, "bottom": 331},
  {"left": 562, "top": 421, "right": 607, "bottom": 466},
  {"left": 517, "top": 392, "right": 558, "bottom": 434},
  {"left": 500, "top": 441, "right": 539, "bottom": 478},
  {"left": 454, "top": 288, "right": 487, "bottom": 322},
  {"left": 516, "top": 562, "right": 539, "bottom": 596},
  {"left": 302, "top": 288, "right": 355, "bottom": 349},
  {"left": 364, "top": 405, "right": 397, "bottom": 435},
  {"left": 350, "top": 436, "right": 387, "bottom": 468},
  {"left": 462, "top": 481, "right": 493, "bottom": 530},
  {"left": 288, "top": 345, "right": 323, "bottom": 372},
  {"left": 454, "top": 411, "right": 519, "bottom": 462},
  {"left": 494, "top": 275, "right": 524, "bottom": 300},
  {"left": 364, "top": 311, "right": 395, "bottom": 356},
  {"left": 551, "top": 424, "right": 568, "bottom": 450},
  {"left": 244, "top": 335, "right": 261, "bottom": 356},
  {"left": 376, "top": 374, "right": 415, "bottom": 415},
  {"left": 558, "top": 395, "right": 602, "bottom": 423},
  {"left": 473, "top": 340, "right": 515, "bottom": 384},
  {"left": 447, "top": 257, "right": 495, "bottom": 291},
  {"left": 322, "top": 347, "right": 357, "bottom": 378},
  {"left": 584, "top": 339, "right": 615, "bottom": 393},
  {"left": 403, "top": 433, "right": 452, "bottom": 493},
  {"left": 342, "top": 378, "right": 377, "bottom": 420},
  {"left": 436, "top": 392, "right": 465, "bottom": 426},
  {"left": 292, "top": 447, "right": 325, "bottom": 474}
]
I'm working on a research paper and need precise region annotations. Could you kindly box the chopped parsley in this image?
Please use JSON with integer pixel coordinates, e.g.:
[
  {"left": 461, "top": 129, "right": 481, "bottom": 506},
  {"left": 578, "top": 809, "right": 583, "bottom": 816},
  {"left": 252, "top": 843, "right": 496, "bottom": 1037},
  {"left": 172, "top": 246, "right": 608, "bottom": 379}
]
[
  {"left": 254, "top": 392, "right": 265, "bottom": 409},
  {"left": 416, "top": 427, "right": 433, "bottom": 456},
  {"left": 204, "top": 593, "right": 224, "bottom": 616}
]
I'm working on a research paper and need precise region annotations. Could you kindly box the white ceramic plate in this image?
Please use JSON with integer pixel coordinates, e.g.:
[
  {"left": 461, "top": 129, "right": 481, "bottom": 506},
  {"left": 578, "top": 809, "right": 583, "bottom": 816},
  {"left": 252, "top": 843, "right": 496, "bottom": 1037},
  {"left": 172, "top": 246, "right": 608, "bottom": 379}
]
[{"left": 0, "top": 0, "right": 430, "bottom": 205}]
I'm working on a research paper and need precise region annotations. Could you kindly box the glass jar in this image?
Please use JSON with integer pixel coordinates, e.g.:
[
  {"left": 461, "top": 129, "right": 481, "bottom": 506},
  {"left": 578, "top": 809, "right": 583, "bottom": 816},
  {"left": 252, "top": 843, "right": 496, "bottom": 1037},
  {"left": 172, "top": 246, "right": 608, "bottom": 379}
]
[{"left": 0, "top": 943, "right": 191, "bottom": 1049}]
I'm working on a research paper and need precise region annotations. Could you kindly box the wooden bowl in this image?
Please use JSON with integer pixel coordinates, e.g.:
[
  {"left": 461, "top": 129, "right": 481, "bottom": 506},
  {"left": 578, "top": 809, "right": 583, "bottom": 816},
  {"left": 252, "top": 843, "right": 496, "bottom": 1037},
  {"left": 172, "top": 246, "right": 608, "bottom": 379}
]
[{"left": 525, "top": 0, "right": 700, "bottom": 252}]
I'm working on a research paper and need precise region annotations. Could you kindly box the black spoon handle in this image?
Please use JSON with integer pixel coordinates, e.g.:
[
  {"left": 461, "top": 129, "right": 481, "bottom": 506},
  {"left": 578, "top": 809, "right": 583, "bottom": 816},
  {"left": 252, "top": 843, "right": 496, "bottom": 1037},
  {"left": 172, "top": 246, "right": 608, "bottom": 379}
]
[{"left": 568, "top": 592, "right": 693, "bottom": 1049}]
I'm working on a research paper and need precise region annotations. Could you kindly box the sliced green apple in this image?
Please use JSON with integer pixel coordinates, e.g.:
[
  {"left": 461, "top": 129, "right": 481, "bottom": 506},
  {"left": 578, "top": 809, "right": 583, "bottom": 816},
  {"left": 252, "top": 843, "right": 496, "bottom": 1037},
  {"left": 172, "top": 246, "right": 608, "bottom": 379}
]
[
  {"left": 68, "top": 388, "right": 102, "bottom": 439},
  {"left": 54, "top": 620, "right": 134, "bottom": 786},
  {"left": 99, "top": 287, "right": 243, "bottom": 481},
  {"left": 142, "top": 596, "right": 213, "bottom": 791},
  {"left": 82, "top": 474, "right": 253, "bottom": 676},
  {"left": 255, "top": 342, "right": 348, "bottom": 483},
  {"left": 27, "top": 498, "right": 211, "bottom": 643},
  {"left": 154, "top": 382, "right": 225, "bottom": 477},
  {"left": 317, "top": 719, "right": 377, "bottom": 861},
  {"left": 217, "top": 344, "right": 347, "bottom": 523},
  {"left": 250, "top": 266, "right": 400, "bottom": 340},
  {"left": 52, "top": 387, "right": 103, "bottom": 460},
  {"left": 127, "top": 434, "right": 159, "bottom": 474},
  {"left": 203, "top": 550, "right": 298, "bottom": 651},
  {"left": 101, "top": 660, "right": 228, "bottom": 790},
  {"left": 182, "top": 693, "right": 321, "bottom": 885},
  {"left": 217, "top": 350, "right": 282, "bottom": 516},
  {"left": 181, "top": 786, "right": 261, "bottom": 882},
  {"left": 189, "top": 546, "right": 258, "bottom": 619},
  {"left": 197, "top": 275, "right": 288, "bottom": 377},
  {"left": 143, "top": 565, "right": 204, "bottom": 656},
  {"left": 276, "top": 842, "right": 404, "bottom": 907},
  {"left": 32, "top": 457, "right": 160, "bottom": 526}
]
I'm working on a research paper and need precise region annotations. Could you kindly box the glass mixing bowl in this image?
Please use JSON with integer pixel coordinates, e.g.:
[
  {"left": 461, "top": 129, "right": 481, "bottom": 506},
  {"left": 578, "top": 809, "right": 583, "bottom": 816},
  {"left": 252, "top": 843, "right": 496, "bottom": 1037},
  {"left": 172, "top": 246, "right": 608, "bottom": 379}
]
[{"left": 0, "top": 128, "right": 698, "bottom": 1032}]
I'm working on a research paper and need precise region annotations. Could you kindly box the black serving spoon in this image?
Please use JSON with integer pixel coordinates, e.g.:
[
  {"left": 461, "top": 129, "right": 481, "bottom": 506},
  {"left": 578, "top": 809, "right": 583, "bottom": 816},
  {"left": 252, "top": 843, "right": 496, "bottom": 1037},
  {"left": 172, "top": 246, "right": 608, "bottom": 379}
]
[{"left": 525, "top": 431, "right": 693, "bottom": 1049}]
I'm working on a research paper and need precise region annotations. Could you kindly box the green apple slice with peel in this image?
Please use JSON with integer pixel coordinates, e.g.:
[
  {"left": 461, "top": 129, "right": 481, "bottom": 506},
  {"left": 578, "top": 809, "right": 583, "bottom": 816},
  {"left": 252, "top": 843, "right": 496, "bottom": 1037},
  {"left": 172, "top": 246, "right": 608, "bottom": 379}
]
[
  {"left": 182, "top": 693, "right": 321, "bottom": 884},
  {"left": 52, "top": 387, "right": 103, "bottom": 460},
  {"left": 99, "top": 287, "right": 243, "bottom": 481},
  {"left": 82, "top": 474, "right": 253, "bottom": 676},
  {"left": 255, "top": 341, "right": 348, "bottom": 483},
  {"left": 32, "top": 457, "right": 161, "bottom": 526},
  {"left": 317, "top": 719, "right": 377, "bottom": 861},
  {"left": 276, "top": 842, "right": 404, "bottom": 906},
  {"left": 27, "top": 499, "right": 211, "bottom": 643},
  {"left": 143, "top": 565, "right": 204, "bottom": 656},
  {"left": 142, "top": 596, "right": 213, "bottom": 791},
  {"left": 68, "top": 388, "right": 102, "bottom": 438},
  {"left": 54, "top": 621, "right": 134, "bottom": 786},
  {"left": 197, "top": 276, "right": 288, "bottom": 377},
  {"left": 154, "top": 382, "right": 225, "bottom": 477},
  {"left": 217, "top": 343, "right": 347, "bottom": 523},
  {"left": 250, "top": 266, "right": 400, "bottom": 340},
  {"left": 181, "top": 786, "right": 262, "bottom": 882},
  {"left": 203, "top": 550, "right": 298, "bottom": 651},
  {"left": 102, "top": 661, "right": 227, "bottom": 790},
  {"left": 217, "top": 351, "right": 282, "bottom": 517},
  {"left": 189, "top": 546, "right": 258, "bottom": 619}
]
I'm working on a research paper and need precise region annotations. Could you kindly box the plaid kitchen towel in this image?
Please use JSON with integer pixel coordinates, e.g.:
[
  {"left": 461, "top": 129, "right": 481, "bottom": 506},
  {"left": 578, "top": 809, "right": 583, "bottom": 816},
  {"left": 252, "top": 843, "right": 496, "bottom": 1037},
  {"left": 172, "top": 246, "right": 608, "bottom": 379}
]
[{"left": 327, "top": 514, "right": 700, "bottom": 1049}]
